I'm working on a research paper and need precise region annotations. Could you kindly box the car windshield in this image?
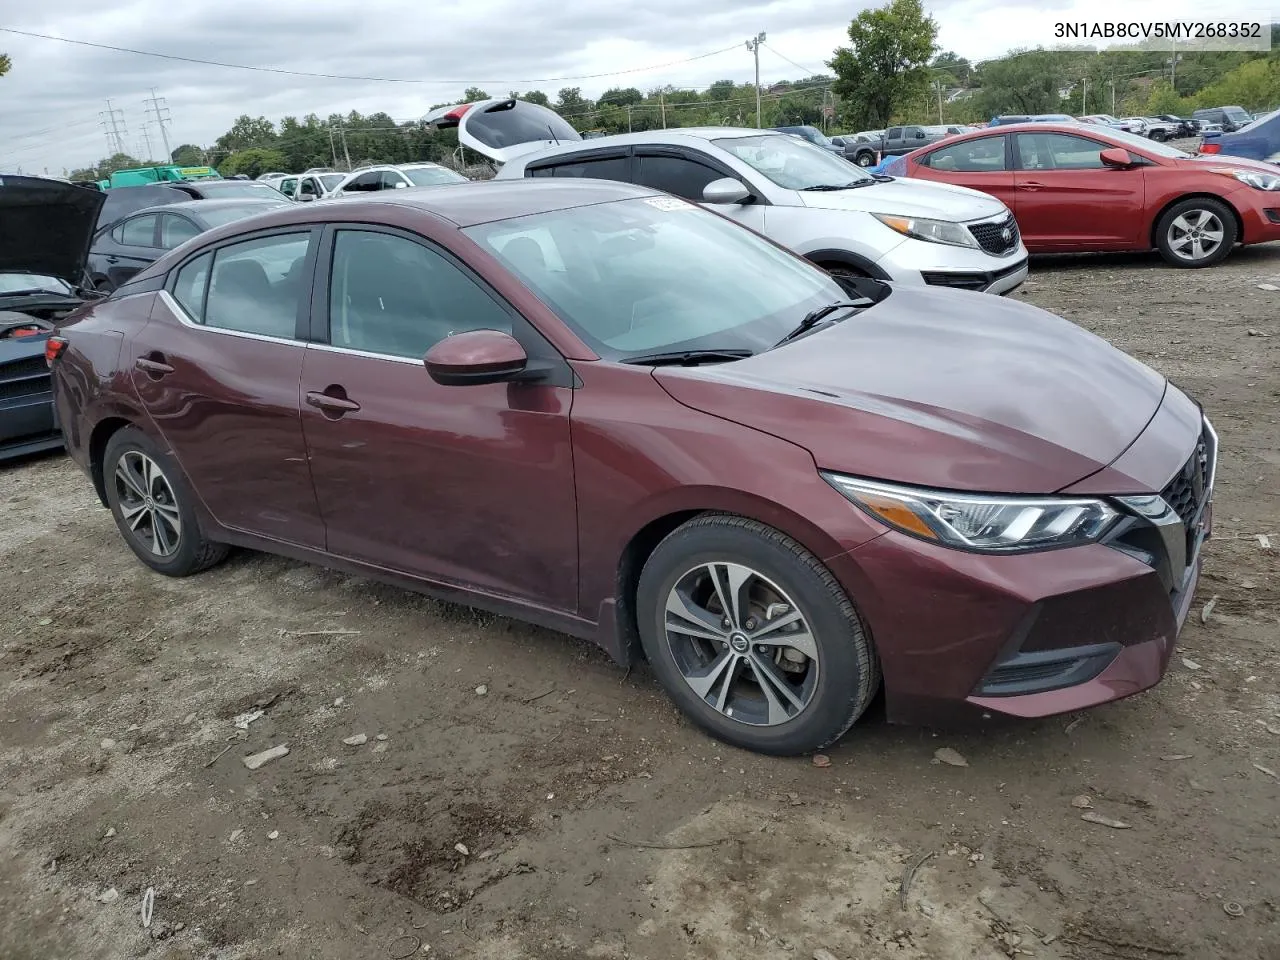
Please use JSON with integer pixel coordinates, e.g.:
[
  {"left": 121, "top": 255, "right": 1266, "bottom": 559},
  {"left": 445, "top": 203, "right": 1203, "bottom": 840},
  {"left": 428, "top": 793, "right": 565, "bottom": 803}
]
[
  {"left": 712, "top": 134, "right": 873, "bottom": 190},
  {"left": 1224, "top": 107, "right": 1252, "bottom": 122},
  {"left": 403, "top": 166, "right": 468, "bottom": 186},
  {"left": 319, "top": 173, "right": 346, "bottom": 190},
  {"left": 196, "top": 201, "right": 290, "bottom": 227},
  {"left": 1237, "top": 107, "right": 1279, "bottom": 133},
  {"left": 464, "top": 196, "right": 848, "bottom": 360},
  {"left": 197, "top": 181, "right": 284, "bottom": 199},
  {"left": 1099, "top": 127, "right": 1193, "bottom": 158},
  {"left": 0, "top": 273, "right": 73, "bottom": 296}
]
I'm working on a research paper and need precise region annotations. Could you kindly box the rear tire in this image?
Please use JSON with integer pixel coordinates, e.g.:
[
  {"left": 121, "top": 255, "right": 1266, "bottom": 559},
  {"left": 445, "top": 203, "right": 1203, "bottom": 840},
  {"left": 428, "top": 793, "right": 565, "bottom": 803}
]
[
  {"left": 855, "top": 151, "right": 875, "bottom": 167},
  {"left": 103, "top": 427, "right": 228, "bottom": 577},
  {"left": 92, "top": 276, "right": 115, "bottom": 294},
  {"left": 636, "top": 515, "right": 880, "bottom": 756},
  {"left": 1155, "top": 197, "right": 1236, "bottom": 268}
]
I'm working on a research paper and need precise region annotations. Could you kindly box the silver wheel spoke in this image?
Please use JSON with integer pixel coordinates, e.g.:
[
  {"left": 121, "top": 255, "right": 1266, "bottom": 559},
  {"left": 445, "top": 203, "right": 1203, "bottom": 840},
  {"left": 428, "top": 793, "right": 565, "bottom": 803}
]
[
  {"left": 120, "top": 501, "right": 149, "bottom": 530},
  {"left": 748, "top": 652, "right": 806, "bottom": 724},
  {"left": 151, "top": 516, "right": 166, "bottom": 555},
  {"left": 665, "top": 589, "right": 729, "bottom": 643},
  {"left": 1202, "top": 228, "right": 1223, "bottom": 244},
  {"left": 707, "top": 562, "right": 751, "bottom": 629},
  {"left": 154, "top": 502, "right": 182, "bottom": 529},
  {"left": 142, "top": 456, "right": 158, "bottom": 497},
  {"left": 685, "top": 650, "right": 738, "bottom": 702},
  {"left": 1191, "top": 237, "right": 1204, "bottom": 258},
  {"left": 115, "top": 461, "right": 146, "bottom": 499},
  {"left": 753, "top": 626, "right": 818, "bottom": 661},
  {"left": 1171, "top": 214, "right": 1192, "bottom": 233}
]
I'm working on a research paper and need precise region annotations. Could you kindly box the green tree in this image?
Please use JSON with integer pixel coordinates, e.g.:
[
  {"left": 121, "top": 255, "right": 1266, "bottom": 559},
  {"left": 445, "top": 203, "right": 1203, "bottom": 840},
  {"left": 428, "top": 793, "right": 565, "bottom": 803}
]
[
  {"left": 523, "top": 90, "right": 550, "bottom": 106},
  {"left": 219, "top": 147, "right": 289, "bottom": 178},
  {"left": 215, "top": 115, "right": 276, "bottom": 155},
  {"left": 462, "top": 87, "right": 490, "bottom": 102},
  {"left": 0, "top": 53, "right": 10, "bottom": 77},
  {"left": 974, "top": 50, "right": 1064, "bottom": 117},
  {"left": 598, "top": 86, "right": 644, "bottom": 107},
  {"left": 931, "top": 50, "right": 970, "bottom": 84},
  {"left": 1143, "top": 81, "right": 1184, "bottom": 116},
  {"left": 1194, "top": 58, "right": 1280, "bottom": 111},
  {"left": 828, "top": 0, "right": 939, "bottom": 128},
  {"left": 171, "top": 144, "right": 204, "bottom": 165},
  {"left": 555, "top": 87, "right": 590, "bottom": 115}
]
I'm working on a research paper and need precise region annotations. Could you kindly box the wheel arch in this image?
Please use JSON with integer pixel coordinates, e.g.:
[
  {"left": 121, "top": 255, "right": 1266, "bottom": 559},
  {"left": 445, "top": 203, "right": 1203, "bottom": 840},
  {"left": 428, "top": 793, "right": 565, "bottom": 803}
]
[
  {"left": 88, "top": 416, "right": 135, "bottom": 506},
  {"left": 803, "top": 248, "right": 891, "bottom": 280},
  {"left": 607, "top": 490, "right": 857, "bottom": 666},
  {"left": 1149, "top": 192, "right": 1244, "bottom": 247}
]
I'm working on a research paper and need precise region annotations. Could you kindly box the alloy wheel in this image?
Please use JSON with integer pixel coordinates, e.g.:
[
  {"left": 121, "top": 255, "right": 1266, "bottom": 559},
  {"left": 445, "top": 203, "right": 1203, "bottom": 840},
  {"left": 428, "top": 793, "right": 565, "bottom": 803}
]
[
  {"left": 1167, "top": 210, "right": 1225, "bottom": 262},
  {"left": 663, "top": 562, "right": 819, "bottom": 726},
  {"left": 113, "top": 451, "right": 183, "bottom": 558}
]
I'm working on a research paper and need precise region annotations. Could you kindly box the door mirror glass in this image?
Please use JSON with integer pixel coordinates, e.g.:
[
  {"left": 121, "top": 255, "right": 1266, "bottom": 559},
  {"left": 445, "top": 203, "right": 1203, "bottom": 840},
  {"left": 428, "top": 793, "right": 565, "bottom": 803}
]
[
  {"left": 1099, "top": 147, "right": 1134, "bottom": 168},
  {"left": 915, "top": 130, "right": 926, "bottom": 139},
  {"left": 424, "top": 330, "right": 528, "bottom": 386},
  {"left": 701, "top": 177, "right": 751, "bottom": 205}
]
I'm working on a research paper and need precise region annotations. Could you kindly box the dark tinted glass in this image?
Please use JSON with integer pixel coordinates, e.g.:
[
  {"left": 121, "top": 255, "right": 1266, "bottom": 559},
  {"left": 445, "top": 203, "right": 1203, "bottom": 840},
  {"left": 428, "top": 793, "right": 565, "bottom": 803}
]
[
  {"left": 634, "top": 155, "right": 722, "bottom": 201},
  {"left": 121, "top": 215, "right": 158, "bottom": 247},
  {"left": 550, "top": 156, "right": 629, "bottom": 181},
  {"left": 464, "top": 100, "right": 580, "bottom": 150}
]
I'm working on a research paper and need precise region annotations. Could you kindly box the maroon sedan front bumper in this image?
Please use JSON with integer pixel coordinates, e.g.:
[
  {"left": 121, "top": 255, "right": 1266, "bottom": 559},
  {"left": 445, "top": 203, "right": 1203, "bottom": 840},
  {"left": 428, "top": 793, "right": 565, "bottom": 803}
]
[{"left": 823, "top": 432, "right": 1214, "bottom": 727}]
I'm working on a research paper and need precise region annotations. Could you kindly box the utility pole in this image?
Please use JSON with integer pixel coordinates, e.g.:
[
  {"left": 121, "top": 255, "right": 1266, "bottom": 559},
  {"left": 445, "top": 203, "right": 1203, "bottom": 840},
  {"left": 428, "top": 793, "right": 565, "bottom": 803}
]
[
  {"left": 143, "top": 88, "right": 173, "bottom": 163},
  {"left": 329, "top": 128, "right": 339, "bottom": 168},
  {"left": 626, "top": 104, "right": 633, "bottom": 132},
  {"left": 745, "top": 32, "right": 766, "bottom": 128},
  {"left": 936, "top": 79, "right": 944, "bottom": 123},
  {"left": 659, "top": 92, "right": 666, "bottom": 129},
  {"left": 1081, "top": 77, "right": 1087, "bottom": 115},
  {"left": 339, "top": 125, "right": 352, "bottom": 170},
  {"left": 100, "top": 100, "right": 127, "bottom": 155},
  {"left": 1110, "top": 80, "right": 1116, "bottom": 115}
]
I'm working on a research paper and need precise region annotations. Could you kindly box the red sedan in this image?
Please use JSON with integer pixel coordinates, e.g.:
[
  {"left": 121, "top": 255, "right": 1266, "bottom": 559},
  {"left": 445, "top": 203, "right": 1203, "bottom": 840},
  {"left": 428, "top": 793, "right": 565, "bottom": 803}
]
[{"left": 881, "top": 122, "right": 1280, "bottom": 267}]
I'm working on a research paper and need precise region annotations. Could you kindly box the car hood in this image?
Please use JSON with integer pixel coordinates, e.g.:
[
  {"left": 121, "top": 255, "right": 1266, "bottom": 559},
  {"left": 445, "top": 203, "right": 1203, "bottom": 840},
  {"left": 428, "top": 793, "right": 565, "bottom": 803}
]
[
  {"left": 0, "top": 175, "right": 105, "bottom": 286},
  {"left": 795, "top": 177, "right": 1008, "bottom": 221},
  {"left": 654, "top": 285, "right": 1168, "bottom": 494}
]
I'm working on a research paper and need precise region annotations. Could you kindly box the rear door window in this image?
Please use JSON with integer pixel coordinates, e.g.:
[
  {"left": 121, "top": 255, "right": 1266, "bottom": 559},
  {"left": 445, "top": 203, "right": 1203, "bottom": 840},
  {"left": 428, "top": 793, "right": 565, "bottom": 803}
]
[
  {"left": 118, "top": 214, "right": 159, "bottom": 247},
  {"left": 886, "top": 127, "right": 903, "bottom": 140},
  {"left": 203, "top": 233, "right": 312, "bottom": 337},
  {"left": 545, "top": 155, "right": 629, "bottom": 181},
  {"left": 172, "top": 252, "right": 212, "bottom": 321}
]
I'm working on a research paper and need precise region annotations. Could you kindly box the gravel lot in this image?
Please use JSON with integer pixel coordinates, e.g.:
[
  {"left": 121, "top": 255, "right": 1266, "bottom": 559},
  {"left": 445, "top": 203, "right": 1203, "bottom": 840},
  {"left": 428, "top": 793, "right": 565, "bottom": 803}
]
[{"left": 2, "top": 244, "right": 1278, "bottom": 960}]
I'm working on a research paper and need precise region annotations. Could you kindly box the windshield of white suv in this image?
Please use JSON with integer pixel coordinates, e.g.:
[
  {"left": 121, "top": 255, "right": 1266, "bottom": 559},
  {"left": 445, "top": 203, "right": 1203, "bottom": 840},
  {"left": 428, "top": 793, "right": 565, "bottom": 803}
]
[
  {"left": 403, "top": 166, "right": 469, "bottom": 186},
  {"left": 319, "top": 173, "right": 346, "bottom": 190},
  {"left": 465, "top": 196, "right": 849, "bottom": 360},
  {"left": 713, "top": 134, "right": 873, "bottom": 190}
]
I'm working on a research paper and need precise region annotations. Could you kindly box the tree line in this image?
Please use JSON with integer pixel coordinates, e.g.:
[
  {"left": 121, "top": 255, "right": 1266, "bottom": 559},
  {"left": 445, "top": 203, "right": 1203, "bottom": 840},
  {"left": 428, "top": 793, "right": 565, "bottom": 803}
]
[{"left": 51, "top": 0, "right": 1280, "bottom": 181}]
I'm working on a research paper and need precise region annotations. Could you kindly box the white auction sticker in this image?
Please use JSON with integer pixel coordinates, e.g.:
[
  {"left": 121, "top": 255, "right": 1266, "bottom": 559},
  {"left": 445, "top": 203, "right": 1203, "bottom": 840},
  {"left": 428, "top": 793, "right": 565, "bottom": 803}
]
[{"left": 643, "top": 196, "right": 692, "bottom": 211}]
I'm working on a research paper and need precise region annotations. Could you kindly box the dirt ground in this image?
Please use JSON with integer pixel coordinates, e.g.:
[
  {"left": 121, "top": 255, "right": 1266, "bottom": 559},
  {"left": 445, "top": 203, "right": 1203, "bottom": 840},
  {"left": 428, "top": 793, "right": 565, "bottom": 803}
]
[{"left": 2, "top": 244, "right": 1278, "bottom": 960}]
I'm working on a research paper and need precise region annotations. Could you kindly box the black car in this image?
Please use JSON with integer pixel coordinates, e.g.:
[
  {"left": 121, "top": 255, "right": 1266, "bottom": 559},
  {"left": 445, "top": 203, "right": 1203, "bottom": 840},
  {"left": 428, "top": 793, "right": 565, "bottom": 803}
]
[
  {"left": 1155, "top": 114, "right": 1201, "bottom": 138},
  {"left": 93, "top": 179, "right": 289, "bottom": 236},
  {"left": 1, "top": 176, "right": 104, "bottom": 461},
  {"left": 1192, "top": 106, "right": 1252, "bottom": 133},
  {"left": 88, "top": 197, "right": 290, "bottom": 292}
]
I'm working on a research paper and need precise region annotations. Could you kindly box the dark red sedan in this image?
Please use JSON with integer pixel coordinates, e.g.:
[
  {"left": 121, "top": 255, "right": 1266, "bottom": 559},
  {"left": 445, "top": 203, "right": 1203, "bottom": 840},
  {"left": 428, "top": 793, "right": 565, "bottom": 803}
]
[
  {"left": 50, "top": 180, "right": 1215, "bottom": 755},
  {"left": 881, "top": 122, "right": 1280, "bottom": 267}
]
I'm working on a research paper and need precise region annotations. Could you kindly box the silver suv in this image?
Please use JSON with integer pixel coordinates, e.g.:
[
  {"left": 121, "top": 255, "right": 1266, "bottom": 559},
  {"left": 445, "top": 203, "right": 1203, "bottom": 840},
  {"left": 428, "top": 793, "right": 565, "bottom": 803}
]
[{"left": 438, "top": 99, "right": 1027, "bottom": 294}]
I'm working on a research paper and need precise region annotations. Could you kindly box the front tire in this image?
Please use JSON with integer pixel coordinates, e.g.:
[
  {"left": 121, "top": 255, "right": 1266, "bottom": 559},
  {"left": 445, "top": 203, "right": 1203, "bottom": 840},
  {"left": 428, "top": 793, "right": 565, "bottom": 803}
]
[
  {"left": 855, "top": 151, "right": 875, "bottom": 167},
  {"left": 1155, "top": 197, "right": 1236, "bottom": 268},
  {"left": 636, "top": 515, "right": 880, "bottom": 755},
  {"left": 103, "top": 427, "right": 228, "bottom": 576}
]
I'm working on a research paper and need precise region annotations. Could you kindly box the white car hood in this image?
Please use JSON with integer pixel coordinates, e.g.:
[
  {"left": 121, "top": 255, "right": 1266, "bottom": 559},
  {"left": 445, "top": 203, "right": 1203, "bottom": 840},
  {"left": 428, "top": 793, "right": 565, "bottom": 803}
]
[{"left": 795, "top": 177, "right": 1008, "bottom": 221}]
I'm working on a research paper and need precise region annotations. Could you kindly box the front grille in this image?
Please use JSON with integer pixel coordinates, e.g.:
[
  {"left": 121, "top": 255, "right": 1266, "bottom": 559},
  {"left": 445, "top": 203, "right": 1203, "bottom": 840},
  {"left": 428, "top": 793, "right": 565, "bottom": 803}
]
[
  {"left": 1160, "top": 422, "right": 1216, "bottom": 565},
  {"left": 0, "top": 355, "right": 51, "bottom": 401},
  {"left": 968, "top": 214, "right": 1020, "bottom": 255}
]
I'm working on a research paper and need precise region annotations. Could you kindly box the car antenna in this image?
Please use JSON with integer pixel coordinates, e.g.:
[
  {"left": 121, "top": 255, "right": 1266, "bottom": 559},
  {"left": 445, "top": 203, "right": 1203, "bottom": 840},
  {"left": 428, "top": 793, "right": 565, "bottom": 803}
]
[{"left": 547, "top": 124, "right": 560, "bottom": 146}]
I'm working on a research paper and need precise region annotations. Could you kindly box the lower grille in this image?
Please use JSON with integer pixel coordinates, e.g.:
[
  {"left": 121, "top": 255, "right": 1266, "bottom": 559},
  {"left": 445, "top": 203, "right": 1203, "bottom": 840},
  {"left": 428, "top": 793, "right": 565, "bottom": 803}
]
[
  {"left": 968, "top": 214, "right": 1020, "bottom": 255},
  {"left": 921, "top": 271, "right": 988, "bottom": 290}
]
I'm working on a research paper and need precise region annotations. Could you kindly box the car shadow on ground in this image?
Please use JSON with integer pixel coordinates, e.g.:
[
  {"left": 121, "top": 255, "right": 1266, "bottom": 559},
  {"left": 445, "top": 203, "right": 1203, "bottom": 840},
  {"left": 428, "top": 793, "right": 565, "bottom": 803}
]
[{"left": 1028, "top": 242, "right": 1280, "bottom": 274}]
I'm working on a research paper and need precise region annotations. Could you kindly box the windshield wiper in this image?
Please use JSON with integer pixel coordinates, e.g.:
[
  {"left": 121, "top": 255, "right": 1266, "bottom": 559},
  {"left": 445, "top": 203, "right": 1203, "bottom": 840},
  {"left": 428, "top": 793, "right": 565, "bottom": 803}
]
[
  {"left": 621, "top": 348, "right": 754, "bottom": 367},
  {"left": 799, "top": 180, "right": 875, "bottom": 191},
  {"left": 0, "top": 287, "right": 70, "bottom": 298},
  {"left": 774, "top": 299, "right": 872, "bottom": 347}
]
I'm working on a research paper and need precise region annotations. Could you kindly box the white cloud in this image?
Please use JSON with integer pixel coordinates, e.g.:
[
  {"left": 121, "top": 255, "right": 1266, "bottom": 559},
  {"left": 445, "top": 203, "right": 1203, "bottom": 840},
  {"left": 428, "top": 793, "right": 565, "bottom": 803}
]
[{"left": 0, "top": 0, "right": 1264, "bottom": 174}]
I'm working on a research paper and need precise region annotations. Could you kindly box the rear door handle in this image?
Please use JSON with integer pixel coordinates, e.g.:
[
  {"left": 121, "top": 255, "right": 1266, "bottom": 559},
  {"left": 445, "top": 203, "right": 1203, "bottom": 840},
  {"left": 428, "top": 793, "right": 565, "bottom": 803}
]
[
  {"left": 135, "top": 356, "right": 174, "bottom": 375},
  {"left": 305, "top": 390, "right": 361, "bottom": 413}
]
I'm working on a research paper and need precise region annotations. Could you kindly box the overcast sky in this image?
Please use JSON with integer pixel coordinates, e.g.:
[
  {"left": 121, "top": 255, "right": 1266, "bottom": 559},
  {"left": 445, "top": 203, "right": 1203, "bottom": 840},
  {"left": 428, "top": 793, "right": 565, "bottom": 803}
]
[{"left": 0, "top": 0, "right": 1257, "bottom": 175}]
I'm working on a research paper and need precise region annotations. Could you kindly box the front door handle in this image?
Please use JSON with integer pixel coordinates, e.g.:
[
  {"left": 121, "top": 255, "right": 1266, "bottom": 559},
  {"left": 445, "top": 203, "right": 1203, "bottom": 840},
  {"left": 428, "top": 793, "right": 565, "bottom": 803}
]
[
  {"left": 305, "top": 388, "right": 361, "bottom": 417},
  {"left": 1019, "top": 181, "right": 1044, "bottom": 191},
  {"left": 135, "top": 355, "right": 174, "bottom": 376}
]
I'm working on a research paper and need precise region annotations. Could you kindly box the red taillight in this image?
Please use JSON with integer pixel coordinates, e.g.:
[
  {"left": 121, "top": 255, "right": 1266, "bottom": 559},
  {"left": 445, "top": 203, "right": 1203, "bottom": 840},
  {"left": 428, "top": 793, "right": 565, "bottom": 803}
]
[
  {"left": 444, "top": 103, "right": 474, "bottom": 122},
  {"left": 1200, "top": 142, "right": 1222, "bottom": 154},
  {"left": 45, "top": 336, "right": 68, "bottom": 366}
]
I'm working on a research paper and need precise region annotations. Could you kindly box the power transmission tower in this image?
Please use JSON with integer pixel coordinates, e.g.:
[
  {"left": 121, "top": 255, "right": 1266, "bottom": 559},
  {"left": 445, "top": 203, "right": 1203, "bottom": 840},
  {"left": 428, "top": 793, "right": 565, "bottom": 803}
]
[
  {"left": 144, "top": 88, "right": 174, "bottom": 162},
  {"left": 141, "top": 124, "right": 155, "bottom": 162},
  {"left": 100, "top": 100, "right": 127, "bottom": 155},
  {"left": 745, "top": 32, "right": 766, "bottom": 128}
]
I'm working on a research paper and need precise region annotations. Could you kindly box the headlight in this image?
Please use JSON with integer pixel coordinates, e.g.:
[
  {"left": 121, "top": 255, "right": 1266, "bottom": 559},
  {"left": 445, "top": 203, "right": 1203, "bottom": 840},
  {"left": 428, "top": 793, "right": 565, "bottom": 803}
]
[
  {"left": 872, "top": 213, "right": 979, "bottom": 248},
  {"left": 1209, "top": 166, "right": 1280, "bottom": 190},
  {"left": 822, "top": 473, "right": 1119, "bottom": 553}
]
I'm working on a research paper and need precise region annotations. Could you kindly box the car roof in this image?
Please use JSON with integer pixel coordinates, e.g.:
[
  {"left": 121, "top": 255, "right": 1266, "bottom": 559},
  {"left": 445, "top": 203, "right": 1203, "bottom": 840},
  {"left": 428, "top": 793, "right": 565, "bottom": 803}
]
[{"left": 125, "top": 197, "right": 291, "bottom": 219}]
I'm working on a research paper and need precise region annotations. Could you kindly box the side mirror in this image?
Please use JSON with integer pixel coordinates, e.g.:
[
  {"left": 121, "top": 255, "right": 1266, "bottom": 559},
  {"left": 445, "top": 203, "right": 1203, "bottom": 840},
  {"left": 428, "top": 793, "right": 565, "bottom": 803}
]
[
  {"left": 424, "top": 330, "right": 528, "bottom": 386},
  {"left": 1099, "top": 147, "right": 1134, "bottom": 168},
  {"left": 393, "top": 181, "right": 408, "bottom": 189},
  {"left": 915, "top": 130, "right": 926, "bottom": 139},
  {"left": 297, "top": 193, "right": 315, "bottom": 202},
  {"left": 701, "top": 177, "right": 751, "bottom": 205}
]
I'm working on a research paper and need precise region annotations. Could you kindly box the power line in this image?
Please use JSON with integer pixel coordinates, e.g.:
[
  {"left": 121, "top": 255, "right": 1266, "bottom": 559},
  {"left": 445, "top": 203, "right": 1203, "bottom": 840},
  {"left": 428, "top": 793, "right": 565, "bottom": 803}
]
[
  {"left": 0, "top": 28, "right": 741, "bottom": 84},
  {"left": 761, "top": 42, "right": 825, "bottom": 78}
]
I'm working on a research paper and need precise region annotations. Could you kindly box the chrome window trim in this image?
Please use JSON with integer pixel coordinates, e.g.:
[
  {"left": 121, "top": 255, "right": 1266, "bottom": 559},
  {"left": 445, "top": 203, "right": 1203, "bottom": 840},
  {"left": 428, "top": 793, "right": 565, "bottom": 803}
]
[
  {"left": 157, "top": 289, "right": 303, "bottom": 348},
  {"left": 306, "top": 341, "right": 424, "bottom": 366}
]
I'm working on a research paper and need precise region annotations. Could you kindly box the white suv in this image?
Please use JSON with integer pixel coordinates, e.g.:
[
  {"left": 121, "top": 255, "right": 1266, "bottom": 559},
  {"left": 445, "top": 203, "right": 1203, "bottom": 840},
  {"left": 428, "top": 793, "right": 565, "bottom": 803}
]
[
  {"left": 433, "top": 99, "right": 1028, "bottom": 294},
  {"left": 330, "top": 163, "right": 469, "bottom": 197}
]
